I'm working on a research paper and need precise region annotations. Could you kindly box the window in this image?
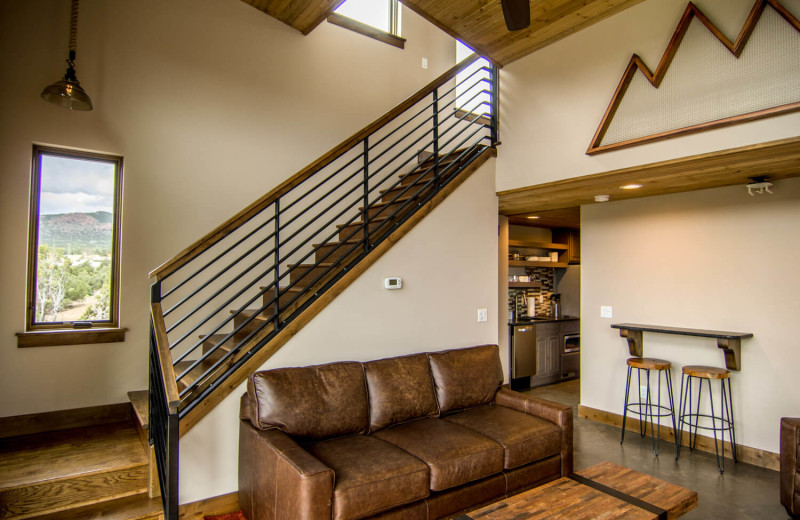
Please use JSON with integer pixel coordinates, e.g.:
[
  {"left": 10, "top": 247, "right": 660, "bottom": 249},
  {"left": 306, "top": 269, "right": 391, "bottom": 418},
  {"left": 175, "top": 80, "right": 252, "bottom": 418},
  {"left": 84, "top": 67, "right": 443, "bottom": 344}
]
[
  {"left": 329, "top": 0, "right": 405, "bottom": 49},
  {"left": 19, "top": 145, "right": 124, "bottom": 347},
  {"left": 455, "top": 41, "right": 493, "bottom": 124}
]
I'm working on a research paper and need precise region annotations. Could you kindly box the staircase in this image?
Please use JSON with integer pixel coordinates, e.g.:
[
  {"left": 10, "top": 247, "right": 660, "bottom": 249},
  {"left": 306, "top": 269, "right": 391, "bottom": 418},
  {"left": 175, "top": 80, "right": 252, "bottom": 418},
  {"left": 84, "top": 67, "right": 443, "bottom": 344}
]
[
  {"left": 147, "top": 54, "right": 499, "bottom": 518},
  {"left": 0, "top": 411, "right": 162, "bottom": 520}
]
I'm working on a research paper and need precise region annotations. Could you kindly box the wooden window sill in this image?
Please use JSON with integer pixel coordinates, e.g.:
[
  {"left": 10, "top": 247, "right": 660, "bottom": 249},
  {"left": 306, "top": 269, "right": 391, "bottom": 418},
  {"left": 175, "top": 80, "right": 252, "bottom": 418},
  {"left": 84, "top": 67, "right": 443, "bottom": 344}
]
[
  {"left": 327, "top": 13, "right": 406, "bottom": 49},
  {"left": 17, "top": 328, "right": 127, "bottom": 348}
]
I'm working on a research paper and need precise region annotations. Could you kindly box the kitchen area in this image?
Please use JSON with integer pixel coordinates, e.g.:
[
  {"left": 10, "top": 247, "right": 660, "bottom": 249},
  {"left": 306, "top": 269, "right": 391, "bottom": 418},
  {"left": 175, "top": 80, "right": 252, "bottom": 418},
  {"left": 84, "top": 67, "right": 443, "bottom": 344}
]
[{"left": 499, "top": 211, "right": 581, "bottom": 391}]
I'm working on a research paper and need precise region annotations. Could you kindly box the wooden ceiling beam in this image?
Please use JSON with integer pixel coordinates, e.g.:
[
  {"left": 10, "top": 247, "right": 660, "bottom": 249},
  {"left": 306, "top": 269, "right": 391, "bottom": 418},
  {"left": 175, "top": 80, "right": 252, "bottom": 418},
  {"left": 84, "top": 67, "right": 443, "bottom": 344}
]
[{"left": 498, "top": 136, "right": 800, "bottom": 215}]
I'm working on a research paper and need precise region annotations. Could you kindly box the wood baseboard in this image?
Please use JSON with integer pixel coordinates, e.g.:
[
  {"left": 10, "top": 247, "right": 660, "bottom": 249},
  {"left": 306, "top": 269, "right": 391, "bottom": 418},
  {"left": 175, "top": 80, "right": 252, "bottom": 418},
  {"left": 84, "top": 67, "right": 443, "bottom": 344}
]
[
  {"left": 179, "top": 491, "right": 239, "bottom": 519},
  {"left": 577, "top": 405, "right": 779, "bottom": 471},
  {"left": 0, "top": 402, "right": 132, "bottom": 439}
]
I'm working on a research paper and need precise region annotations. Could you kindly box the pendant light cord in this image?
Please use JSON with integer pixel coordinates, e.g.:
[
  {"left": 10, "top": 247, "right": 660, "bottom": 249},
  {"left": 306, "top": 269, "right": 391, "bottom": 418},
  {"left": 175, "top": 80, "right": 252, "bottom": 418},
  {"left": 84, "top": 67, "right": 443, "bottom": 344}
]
[{"left": 69, "top": 0, "right": 79, "bottom": 56}]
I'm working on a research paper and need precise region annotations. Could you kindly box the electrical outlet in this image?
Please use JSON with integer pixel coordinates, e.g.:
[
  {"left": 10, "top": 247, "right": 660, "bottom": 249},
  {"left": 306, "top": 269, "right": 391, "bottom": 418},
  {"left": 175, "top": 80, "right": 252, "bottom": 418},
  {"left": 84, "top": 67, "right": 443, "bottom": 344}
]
[
  {"left": 477, "top": 308, "right": 488, "bottom": 322},
  {"left": 421, "top": 57, "right": 428, "bottom": 69},
  {"left": 600, "top": 305, "right": 613, "bottom": 318}
]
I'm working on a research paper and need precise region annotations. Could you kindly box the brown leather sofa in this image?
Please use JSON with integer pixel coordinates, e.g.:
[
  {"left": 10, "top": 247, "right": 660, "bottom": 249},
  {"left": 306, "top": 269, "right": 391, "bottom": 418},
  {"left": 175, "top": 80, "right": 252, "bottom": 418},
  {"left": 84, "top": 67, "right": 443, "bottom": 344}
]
[
  {"left": 238, "top": 344, "right": 572, "bottom": 520},
  {"left": 782, "top": 417, "right": 800, "bottom": 518}
]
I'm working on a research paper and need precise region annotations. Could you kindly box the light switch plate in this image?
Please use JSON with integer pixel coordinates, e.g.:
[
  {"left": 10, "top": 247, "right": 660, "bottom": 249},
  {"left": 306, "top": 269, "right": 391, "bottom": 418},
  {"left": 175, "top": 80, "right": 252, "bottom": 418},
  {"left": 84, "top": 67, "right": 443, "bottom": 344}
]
[
  {"left": 601, "top": 305, "right": 613, "bottom": 318},
  {"left": 477, "top": 308, "right": 488, "bottom": 322}
]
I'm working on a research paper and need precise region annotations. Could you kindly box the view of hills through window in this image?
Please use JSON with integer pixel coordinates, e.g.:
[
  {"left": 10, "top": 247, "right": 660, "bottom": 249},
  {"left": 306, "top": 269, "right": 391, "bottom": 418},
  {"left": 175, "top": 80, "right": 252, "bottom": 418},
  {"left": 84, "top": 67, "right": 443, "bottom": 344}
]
[{"left": 34, "top": 154, "right": 116, "bottom": 323}]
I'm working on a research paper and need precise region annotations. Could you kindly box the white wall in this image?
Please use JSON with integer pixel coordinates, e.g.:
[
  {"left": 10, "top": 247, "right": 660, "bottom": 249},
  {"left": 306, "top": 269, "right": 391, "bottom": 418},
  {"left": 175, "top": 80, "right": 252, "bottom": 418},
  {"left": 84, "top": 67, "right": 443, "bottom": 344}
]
[
  {"left": 494, "top": 0, "right": 800, "bottom": 456},
  {"left": 581, "top": 177, "right": 800, "bottom": 454},
  {"left": 180, "top": 158, "right": 499, "bottom": 503},
  {"left": 0, "top": 0, "right": 458, "bottom": 417},
  {"left": 496, "top": 0, "right": 800, "bottom": 191}
]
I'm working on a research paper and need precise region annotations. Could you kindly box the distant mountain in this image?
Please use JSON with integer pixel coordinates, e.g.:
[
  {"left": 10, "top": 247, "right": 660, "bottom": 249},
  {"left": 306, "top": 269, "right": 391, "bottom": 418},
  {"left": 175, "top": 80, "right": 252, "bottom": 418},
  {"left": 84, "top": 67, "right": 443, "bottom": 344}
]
[{"left": 39, "top": 211, "right": 113, "bottom": 253}]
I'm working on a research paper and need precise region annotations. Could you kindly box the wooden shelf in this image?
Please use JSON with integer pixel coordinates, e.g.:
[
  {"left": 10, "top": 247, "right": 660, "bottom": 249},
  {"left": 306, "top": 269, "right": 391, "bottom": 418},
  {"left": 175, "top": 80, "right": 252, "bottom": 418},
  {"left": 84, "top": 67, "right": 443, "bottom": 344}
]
[
  {"left": 509, "top": 260, "right": 569, "bottom": 269},
  {"left": 508, "top": 240, "right": 568, "bottom": 250},
  {"left": 509, "top": 282, "right": 542, "bottom": 288}
]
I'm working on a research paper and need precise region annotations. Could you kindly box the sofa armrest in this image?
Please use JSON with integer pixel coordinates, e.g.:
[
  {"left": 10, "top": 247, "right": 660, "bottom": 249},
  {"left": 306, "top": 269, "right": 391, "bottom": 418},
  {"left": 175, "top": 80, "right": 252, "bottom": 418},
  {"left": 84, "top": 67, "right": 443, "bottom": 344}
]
[
  {"left": 495, "top": 388, "right": 573, "bottom": 476},
  {"left": 239, "top": 420, "right": 334, "bottom": 520},
  {"left": 781, "top": 417, "right": 800, "bottom": 518}
]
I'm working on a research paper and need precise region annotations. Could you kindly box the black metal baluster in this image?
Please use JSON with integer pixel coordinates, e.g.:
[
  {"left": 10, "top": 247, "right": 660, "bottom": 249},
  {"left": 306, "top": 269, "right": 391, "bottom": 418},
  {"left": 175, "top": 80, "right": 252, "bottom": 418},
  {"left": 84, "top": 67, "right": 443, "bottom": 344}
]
[
  {"left": 490, "top": 65, "right": 499, "bottom": 145},
  {"left": 432, "top": 89, "right": 440, "bottom": 188},
  {"left": 273, "top": 199, "right": 280, "bottom": 331},
  {"left": 363, "top": 138, "right": 370, "bottom": 253}
]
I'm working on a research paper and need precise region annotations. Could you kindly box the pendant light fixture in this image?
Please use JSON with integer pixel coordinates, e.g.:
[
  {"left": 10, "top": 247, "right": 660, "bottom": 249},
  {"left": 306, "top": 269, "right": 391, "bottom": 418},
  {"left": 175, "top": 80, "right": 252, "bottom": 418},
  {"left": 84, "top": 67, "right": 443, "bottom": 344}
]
[{"left": 41, "top": 0, "right": 93, "bottom": 111}]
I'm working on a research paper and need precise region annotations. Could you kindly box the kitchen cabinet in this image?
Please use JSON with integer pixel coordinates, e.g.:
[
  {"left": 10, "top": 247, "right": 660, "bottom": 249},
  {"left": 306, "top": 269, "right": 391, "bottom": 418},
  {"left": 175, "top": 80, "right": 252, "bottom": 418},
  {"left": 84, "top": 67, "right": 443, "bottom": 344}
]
[
  {"left": 552, "top": 229, "right": 580, "bottom": 265},
  {"left": 534, "top": 322, "right": 561, "bottom": 386}
]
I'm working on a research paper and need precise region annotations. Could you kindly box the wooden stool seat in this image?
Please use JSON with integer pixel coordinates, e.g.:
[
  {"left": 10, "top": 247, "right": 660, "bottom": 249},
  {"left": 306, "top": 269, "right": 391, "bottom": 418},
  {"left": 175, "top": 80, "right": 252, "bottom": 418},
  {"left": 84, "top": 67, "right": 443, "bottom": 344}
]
[
  {"left": 682, "top": 365, "right": 730, "bottom": 379},
  {"left": 627, "top": 357, "right": 671, "bottom": 370}
]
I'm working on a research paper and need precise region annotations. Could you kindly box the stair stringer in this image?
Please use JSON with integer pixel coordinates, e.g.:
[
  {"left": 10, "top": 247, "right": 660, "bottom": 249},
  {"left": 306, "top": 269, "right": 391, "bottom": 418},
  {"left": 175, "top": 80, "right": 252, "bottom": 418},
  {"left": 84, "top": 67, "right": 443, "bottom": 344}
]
[{"left": 178, "top": 147, "right": 497, "bottom": 438}]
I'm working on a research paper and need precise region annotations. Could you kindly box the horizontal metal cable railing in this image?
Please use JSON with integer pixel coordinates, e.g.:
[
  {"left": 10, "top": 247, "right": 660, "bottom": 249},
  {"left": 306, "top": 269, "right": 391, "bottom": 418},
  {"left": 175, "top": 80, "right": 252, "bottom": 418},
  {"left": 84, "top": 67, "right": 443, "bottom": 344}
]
[{"left": 148, "top": 54, "right": 498, "bottom": 517}]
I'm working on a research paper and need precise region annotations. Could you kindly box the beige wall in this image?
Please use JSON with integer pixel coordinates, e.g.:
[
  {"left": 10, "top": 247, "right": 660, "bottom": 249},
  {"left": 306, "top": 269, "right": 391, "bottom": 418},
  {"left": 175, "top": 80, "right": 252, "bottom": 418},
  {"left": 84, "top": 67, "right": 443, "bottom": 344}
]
[
  {"left": 496, "top": 0, "right": 800, "bottom": 191},
  {"left": 0, "top": 0, "right": 459, "bottom": 417},
  {"left": 180, "top": 158, "right": 499, "bottom": 503},
  {"left": 581, "top": 177, "right": 800, "bottom": 453}
]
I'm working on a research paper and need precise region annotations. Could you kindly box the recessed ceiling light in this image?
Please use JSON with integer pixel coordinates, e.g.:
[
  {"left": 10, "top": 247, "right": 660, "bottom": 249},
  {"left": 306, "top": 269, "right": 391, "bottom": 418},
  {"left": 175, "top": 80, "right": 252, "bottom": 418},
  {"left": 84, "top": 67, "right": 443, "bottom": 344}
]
[
  {"left": 526, "top": 215, "right": 540, "bottom": 220},
  {"left": 620, "top": 183, "right": 643, "bottom": 190},
  {"left": 594, "top": 195, "right": 610, "bottom": 202}
]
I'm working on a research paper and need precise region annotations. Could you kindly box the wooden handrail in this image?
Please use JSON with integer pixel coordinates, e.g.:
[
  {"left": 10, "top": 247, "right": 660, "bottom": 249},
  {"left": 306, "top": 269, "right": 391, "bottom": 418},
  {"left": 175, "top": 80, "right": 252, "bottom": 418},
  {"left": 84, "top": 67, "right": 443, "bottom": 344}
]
[
  {"left": 151, "top": 302, "right": 181, "bottom": 413},
  {"left": 149, "top": 54, "right": 483, "bottom": 281}
]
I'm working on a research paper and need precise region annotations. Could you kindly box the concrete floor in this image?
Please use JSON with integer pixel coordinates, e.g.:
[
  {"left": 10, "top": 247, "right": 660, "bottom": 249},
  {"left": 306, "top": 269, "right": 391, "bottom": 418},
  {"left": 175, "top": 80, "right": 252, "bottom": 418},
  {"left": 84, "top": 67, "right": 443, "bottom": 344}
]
[{"left": 524, "top": 379, "right": 788, "bottom": 519}]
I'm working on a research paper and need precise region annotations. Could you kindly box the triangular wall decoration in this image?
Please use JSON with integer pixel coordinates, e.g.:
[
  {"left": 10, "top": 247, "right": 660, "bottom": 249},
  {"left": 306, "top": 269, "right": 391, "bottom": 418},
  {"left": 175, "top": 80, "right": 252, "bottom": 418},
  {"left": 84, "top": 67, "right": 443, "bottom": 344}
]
[{"left": 587, "top": 0, "right": 800, "bottom": 155}]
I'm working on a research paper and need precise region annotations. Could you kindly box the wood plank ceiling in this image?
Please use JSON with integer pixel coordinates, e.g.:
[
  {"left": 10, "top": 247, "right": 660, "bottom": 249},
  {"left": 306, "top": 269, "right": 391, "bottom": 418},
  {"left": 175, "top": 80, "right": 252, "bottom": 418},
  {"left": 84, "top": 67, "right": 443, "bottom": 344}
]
[
  {"left": 498, "top": 136, "right": 800, "bottom": 217},
  {"left": 239, "top": 0, "right": 646, "bottom": 66}
]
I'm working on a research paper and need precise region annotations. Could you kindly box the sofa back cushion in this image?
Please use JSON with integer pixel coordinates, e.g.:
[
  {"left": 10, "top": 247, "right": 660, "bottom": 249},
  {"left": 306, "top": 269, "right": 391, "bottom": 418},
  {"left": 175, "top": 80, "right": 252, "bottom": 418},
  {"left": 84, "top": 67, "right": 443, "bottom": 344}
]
[
  {"left": 364, "top": 353, "right": 438, "bottom": 432},
  {"left": 427, "top": 344, "right": 503, "bottom": 414},
  {"left": 247, "top": 361, "right": 368, "bottom": 439}
]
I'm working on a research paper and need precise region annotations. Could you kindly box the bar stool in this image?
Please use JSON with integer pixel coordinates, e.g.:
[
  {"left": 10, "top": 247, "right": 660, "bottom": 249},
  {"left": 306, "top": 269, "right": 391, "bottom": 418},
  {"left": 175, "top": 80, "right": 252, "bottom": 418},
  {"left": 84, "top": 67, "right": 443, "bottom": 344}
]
[
  {"left": 621, "top": 357, "right": 677, "bottom": 456},
  {"left": 676, "top": 365, "right": 738, "bottom": 473}
]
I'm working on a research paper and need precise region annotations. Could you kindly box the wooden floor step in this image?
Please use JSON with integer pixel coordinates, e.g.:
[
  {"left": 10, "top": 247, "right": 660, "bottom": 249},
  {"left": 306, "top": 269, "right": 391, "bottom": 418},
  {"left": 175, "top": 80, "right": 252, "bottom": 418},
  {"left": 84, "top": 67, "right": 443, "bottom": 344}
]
[
  {"left": 232, "top": 308, "right": 277, "bottom": 338},
  {"left": 25, "top": 492, "right": 163, "bottom": 520},
  {"left": 127, "top": 391, "right": 149, "bottom": 430},
  {"left": 200, "top": 333, "right": 236, "bottom": 363},
  {"left": 174, "top": 358, "right": 221, "bottom": 394},
  {"left": 360, "top": 194, "right": 417, "bottom": 220},
  {"left": 0, "top": 422, "right": 149, "bottom": 519}
]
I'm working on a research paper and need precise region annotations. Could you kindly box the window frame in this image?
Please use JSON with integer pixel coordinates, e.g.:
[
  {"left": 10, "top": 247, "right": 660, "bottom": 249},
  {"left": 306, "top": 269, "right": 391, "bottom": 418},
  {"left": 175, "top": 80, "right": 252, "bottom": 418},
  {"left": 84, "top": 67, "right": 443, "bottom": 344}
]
[
  {"left": 18, "top": 145, "right": 125, "bottom": 347},
  {"left": 328, "top": 0, "right": 405, "bottom": 49}
]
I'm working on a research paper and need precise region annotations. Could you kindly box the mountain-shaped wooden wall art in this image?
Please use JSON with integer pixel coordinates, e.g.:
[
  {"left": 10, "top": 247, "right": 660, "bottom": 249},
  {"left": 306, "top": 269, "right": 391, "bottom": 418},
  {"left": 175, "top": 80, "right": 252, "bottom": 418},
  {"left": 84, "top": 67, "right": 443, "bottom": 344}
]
[{"left": 587, "top": 0, "right": 800, "bottom": 155}]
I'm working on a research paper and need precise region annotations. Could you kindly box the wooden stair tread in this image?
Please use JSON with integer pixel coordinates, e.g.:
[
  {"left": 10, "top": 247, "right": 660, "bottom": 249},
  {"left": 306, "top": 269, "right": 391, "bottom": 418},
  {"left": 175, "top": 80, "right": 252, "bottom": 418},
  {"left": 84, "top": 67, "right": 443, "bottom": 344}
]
[
  {"left": 336, "top": 218, "right": 390, "bottom": 229},
  {"left": 0, "top": 421, "right": 147, "bottom": 489},
  {"left": 287, "top": 262, "right": 335, "bottom": 268},
  {"left": 127, "top": 391, "right": 149, "bottom": 430},
  {"left": 26, "top": 492, "right": 163, "bottom": 520}
]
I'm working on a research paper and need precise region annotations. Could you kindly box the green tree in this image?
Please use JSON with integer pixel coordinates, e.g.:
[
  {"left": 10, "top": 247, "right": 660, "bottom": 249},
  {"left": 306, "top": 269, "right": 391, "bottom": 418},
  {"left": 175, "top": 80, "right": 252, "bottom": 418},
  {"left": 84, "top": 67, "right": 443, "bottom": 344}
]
[{"left": 36, "top": 245, "right": 69, "bottom": 321}]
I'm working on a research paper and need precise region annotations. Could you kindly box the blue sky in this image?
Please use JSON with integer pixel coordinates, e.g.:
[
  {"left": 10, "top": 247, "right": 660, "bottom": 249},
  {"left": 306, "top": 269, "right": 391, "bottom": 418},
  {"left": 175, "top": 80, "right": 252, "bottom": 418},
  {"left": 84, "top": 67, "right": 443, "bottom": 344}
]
[{"left": 40, "top": 155, "right": 115, "bottom": 215}]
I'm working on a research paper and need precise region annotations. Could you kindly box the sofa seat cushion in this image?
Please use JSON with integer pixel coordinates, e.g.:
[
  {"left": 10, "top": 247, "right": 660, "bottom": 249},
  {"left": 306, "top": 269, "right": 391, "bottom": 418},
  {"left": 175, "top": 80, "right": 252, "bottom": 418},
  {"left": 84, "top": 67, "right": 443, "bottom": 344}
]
[
  {"left": 304, "top": 435, "right": 429, "bottom": 520},
  {"left": 373, "top": 418, "right": 503, "bottom": 492},
  {"left": 444, "top": 404, "right": 562, "bottom": 469}
]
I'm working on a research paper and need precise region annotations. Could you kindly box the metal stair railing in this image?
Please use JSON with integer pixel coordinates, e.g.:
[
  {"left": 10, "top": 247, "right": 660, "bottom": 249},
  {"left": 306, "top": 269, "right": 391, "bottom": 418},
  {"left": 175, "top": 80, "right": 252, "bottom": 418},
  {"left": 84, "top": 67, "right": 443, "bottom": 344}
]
[{"left": 148, "top": 54, "right": 498, "bottom": 518}]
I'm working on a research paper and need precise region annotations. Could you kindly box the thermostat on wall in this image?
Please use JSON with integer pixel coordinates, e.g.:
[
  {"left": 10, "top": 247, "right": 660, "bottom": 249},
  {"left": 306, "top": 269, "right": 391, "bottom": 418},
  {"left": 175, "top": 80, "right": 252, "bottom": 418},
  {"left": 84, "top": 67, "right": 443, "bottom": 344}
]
[{"left": 384, "top": 277, "right": 402, "bottom": 290}]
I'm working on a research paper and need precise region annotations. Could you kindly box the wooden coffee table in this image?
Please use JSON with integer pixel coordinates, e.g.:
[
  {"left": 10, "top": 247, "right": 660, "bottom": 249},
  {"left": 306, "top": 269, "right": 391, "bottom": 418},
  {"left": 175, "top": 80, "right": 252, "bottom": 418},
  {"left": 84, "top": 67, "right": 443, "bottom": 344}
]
[{"left": 456, "top": 461, "right": 698, "bottom": 520}]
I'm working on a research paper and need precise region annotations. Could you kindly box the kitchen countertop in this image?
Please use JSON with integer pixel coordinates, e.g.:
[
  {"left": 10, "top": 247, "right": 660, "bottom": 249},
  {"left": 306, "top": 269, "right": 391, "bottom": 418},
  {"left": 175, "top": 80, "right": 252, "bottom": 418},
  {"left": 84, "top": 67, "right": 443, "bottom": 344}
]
[{"left": 509, "top": 316, "right": 579, "bottom": 325}]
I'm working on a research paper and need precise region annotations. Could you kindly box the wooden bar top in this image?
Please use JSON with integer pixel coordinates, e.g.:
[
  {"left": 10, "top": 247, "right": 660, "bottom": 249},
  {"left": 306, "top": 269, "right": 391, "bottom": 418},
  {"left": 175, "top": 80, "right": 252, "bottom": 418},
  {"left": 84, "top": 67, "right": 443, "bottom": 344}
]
[
  {"left": 610, "top": 323, "right": 753, "bottom": 371},
  {"left": 610, "top": 323, "right": 753, "bottom": 340}
]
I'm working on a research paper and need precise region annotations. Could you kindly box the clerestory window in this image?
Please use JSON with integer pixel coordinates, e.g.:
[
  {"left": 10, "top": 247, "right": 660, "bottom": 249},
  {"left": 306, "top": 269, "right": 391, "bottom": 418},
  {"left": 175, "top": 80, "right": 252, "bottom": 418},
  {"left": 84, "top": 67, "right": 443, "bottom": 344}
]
[
  {"left": 328, "top": 0, "right": 405, "bottom": 49},
  {"left": 18, "top": 145, "right": 125, "bottom": 347}
]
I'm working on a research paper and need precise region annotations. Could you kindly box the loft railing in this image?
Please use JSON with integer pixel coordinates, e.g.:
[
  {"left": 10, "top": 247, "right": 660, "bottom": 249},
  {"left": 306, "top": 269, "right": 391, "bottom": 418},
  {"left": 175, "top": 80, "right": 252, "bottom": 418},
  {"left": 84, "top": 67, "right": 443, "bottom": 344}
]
[{"left": 148, "top": 54, "right": 498, "bottom": 517}]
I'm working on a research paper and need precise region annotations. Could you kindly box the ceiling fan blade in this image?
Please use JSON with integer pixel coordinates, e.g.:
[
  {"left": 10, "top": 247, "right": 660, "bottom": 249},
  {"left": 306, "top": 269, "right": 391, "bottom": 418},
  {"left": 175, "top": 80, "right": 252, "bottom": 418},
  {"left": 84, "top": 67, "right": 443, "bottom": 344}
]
[{"left": 501, "top": 0, "right": 530, "bottom": 31}]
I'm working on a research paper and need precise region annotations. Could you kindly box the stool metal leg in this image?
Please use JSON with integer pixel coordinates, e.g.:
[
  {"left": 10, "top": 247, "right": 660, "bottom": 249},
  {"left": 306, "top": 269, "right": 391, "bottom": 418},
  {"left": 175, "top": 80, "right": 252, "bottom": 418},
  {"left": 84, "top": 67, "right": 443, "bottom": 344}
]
[
  {"left": 666, "top": 369, "right": 679, "bottom": 453},
  {"left": 691, "top": 376, "right": 702, "bottom": 451},
  {"left": 638, "top": 368, "right": 646, "bottom": 438},
  {"left": 621, "top": 365, "right": 632, "bottom": 444},
  {"left": 676, "top": 371, "right": 686, "bottom": 460},
  {"left": 723, "top": 378, "right": 738, "bottom": 464},
  {"left": 707, "top": 378, "right": 724, "bottom": 473}
]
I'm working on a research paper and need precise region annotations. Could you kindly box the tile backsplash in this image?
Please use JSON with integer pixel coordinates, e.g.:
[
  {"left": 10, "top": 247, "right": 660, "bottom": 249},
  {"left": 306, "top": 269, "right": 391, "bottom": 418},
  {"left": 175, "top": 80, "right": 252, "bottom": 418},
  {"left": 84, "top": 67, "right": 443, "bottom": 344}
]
[{"left": 509, "top": 267, "right": 556, "bottom": 317}]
